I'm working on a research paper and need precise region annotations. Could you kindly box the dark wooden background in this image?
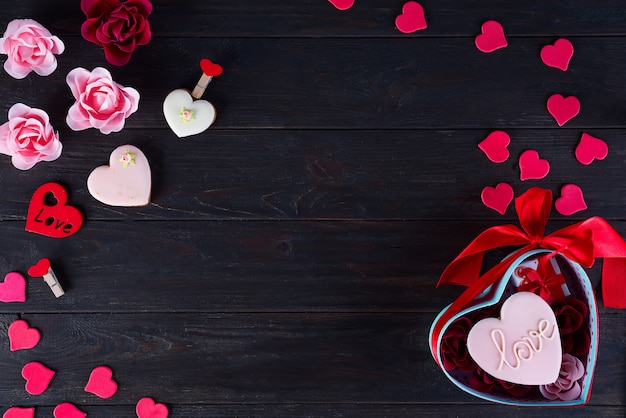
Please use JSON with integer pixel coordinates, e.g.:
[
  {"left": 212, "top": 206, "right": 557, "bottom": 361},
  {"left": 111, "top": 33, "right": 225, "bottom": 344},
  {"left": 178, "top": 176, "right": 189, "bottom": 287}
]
[{"left": 0, "top": 0, "right": 624, "bottom": 416}]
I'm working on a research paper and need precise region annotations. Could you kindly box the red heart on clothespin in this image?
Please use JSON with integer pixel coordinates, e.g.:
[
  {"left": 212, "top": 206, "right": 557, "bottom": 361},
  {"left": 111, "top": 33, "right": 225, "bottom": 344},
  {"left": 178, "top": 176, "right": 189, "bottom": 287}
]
[
  {"left": 200, "top": 59, "right": 223, "bottom": 77},
  {"left": 25, "top": 182, "right": 83, "bottom": 238}
]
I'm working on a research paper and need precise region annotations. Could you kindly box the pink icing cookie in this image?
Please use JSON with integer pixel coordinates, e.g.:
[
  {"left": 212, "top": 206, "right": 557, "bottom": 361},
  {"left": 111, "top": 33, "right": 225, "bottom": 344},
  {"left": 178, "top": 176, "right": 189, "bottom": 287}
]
[{"left": 87, "top": 145, "right": 151, "bottom": 207}]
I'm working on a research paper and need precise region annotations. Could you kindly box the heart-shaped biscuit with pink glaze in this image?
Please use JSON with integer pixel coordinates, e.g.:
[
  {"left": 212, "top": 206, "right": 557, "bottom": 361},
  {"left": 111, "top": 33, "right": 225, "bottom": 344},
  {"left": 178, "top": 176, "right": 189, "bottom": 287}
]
[
  {"left": 163, "top": 89, "right": 216, "bottom": 138},
  {"left": 88, "top": 145, "right": 151, "bottom": 207}
]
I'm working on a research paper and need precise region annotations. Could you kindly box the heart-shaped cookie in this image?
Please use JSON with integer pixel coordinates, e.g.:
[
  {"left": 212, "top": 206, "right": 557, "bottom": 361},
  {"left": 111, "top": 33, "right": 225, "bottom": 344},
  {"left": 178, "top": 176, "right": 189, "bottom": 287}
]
[
  {"left": 3, "top": 407, "right": 35, "bottom": 418},
  {"left": 519, "top": 150, "right": 550, "bottom": 181},
  {"left": 85, "top": 365, "right": 118, "bottom": 398},
  {"left": 87, "top": 145, "right": 151, "bottom": 207},
  {"left": 395, "top": 2, "right": 427, "bottom": 34},
  {"left": 53, "top": 403, "right": 87, "bottom": 418},
  {"left": 478, "top": 130, "right": 510, "bottom": 163},
  {"left": 547, "top": 94, "right": 580, "bottom": 126},
  {"left": 136, "top": 397, "right": 169, "bottom": 418},
  {"left": 0, "top": 272, "right": 26, "bottom": 303},
  {"left": 163, "top": 89, "right": 216, "bottom": 138},
  {"left": 575, "top": 133, "right": 608, "bottom": 165},
  {"left": 540, "top": 38, "right": 574, "bottom": 71},
  {"left": 555, "top": 184, "right": 587, "bottom": 216},
  {"left": 8, "top": 319, "right": 40, "bottom": 351},
  {"left": 25, "top": 182, "right": 83, "bottom": 239},
  {"left": 22, "top": 361, "right": 55, "bottom": 395},
  {"left": 475, "top": 20, "right": 507, "bottom": 53},
  {"left": 481, "top": 183, "right": 514, "bottom": 215}
]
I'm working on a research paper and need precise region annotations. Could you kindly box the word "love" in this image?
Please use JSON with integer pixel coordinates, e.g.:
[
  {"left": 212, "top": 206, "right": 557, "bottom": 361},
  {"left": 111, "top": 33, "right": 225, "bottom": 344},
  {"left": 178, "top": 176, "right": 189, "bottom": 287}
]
[{"left": 492, "top": 319, "right": 557, "bottom": 371}]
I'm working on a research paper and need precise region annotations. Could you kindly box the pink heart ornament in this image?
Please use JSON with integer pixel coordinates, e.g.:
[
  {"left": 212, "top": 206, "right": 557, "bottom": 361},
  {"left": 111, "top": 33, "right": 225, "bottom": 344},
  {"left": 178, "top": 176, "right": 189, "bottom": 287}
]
[
  {"left": 395, "top": 2, "right": 427, "bottom": 34},
  {"left": 540, "top": 38, "right": 574, "bottom": 71},
  {"left": 0, "top": 272, "right": 26, "bottom": 303},
  {"left": 8, "top": 319, "right": 41, "bottom": 351},
  {"left": 519, "top": 150, "right": 550, "bottom": 181},
  {"left": 328, "top": 0, "right": 354, "bottom": 11},
  {"left": 475, "top": 21, "right": 508, "bottom": 53},
  {"left": 22, "top": 361, "right": 55, "bottom": 395},
  {"left": 85, "top": 365, "right": 118, "bottom": 398},
  {"left": 575, "top": 133, "right": 608, "bottom": 165},
  {"left": 3, "top": 407, "right": 35, "bottom": 418},
  {"left": 478, "top": 131, "right": 510, "bottom": 163},
  {"left": 481, "top": 183, "right": 513, "bottom": 215},
  {"left": 53, "top": 403, "right": 86, "bottom": 418},
  {"left": 136, "top": 397, "right": 169, "bottom": 418},
  {"left": 555, "top": 184, "right": 587, "bottom": 216},
  {"left": 547, "top": 94, "right": 580, "bottom": 126},
  {"left": 87, "top": 145, "right": 151, "bottom": 207}
]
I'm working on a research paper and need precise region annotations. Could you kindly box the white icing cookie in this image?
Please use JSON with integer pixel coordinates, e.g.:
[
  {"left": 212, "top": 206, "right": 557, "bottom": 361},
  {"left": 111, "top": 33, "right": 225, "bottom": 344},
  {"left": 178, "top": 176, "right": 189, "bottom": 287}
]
[{"left": 163, "top": 89, "right": 216, "bottom": 138}]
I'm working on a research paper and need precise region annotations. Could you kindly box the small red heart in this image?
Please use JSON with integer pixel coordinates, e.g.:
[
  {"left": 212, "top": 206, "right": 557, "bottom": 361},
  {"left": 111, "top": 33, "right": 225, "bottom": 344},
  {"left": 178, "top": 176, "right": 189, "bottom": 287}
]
[
  {"left": 53, "top": 403, "right": 87, "bottom": 418},
  {"left": 22, "top": 361, "right": 55, "bottom": 395},
  {"left": 555, "top": 184, "right": 587, "bottom": 216},
  {"left": 28, "top": 258, "right": 51, "bottom": 277},
  {"left": 478, "top": 130, "right": 510, "bottom": 163},
  {"left": 547, "top": 94, "right": 580, "bottom": 126},
  {"left": 136, "top": 397, "right": 169, "bottom": 418},
  {"left": 395, "top": 2, "right": 427, "bottom": 34},
  {"left": 25, "top": 182, "right": 83, "bottom": 239},
  {"left": 200, "top": 59, "right": 223, "bottom": 77},
  {"left": 0, "top": 272, "right": 26, "bottom": 303},
  {"left": 541, "top": 38, "right": 574, "bottom": 71},
  {"left": 481, "top": 183, "right": 514, "bottom": 215},
  {"left": 85, "top": 365, "right": 118, "bottom": 399},
  {"left": 8, "top": 319, "right": 40, "bottom": 351},
  {"left": 475, "top": 20, "right": 507, "bottom": 53},
  {"left": 3, "top": 407, "right": 35, "bottom": 418},
  {"left": 575, "top": 133, "right": 608, "bottom": 165},
  {"left": 519, "top": 150, "right": 550, "bottom": 181},
  {"left": 328, "top": 0, "right": 354, "bottom": 10}
]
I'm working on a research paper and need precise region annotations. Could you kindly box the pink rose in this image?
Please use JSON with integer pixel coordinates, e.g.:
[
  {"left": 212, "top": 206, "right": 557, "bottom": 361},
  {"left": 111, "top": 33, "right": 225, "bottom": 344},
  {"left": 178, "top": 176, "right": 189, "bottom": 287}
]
[
  {"left": 0, "top": 103, "right": 62, "bottom": 170},
  {"left": 540, "top": 354, "right": 585, "bottom": 401},
  {"left": 66, "top": 67, "right": 140, "bottom": 134},
  {"left": 81, "top": 0, "right": 152, "bottom": 66},
  {"left": 0, "top": 19, "right": 64, "bottom": 79}
]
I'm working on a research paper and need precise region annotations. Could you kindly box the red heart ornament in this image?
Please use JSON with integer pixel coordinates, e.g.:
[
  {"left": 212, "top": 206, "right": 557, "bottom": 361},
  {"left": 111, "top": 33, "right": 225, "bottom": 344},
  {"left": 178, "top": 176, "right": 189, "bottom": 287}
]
[
  {"left": 475, "top": 20, "right": 507, "bottom": 53},
  {"left": 53, "top": 403, "right": 87, "bottom": 418},
  {"left": 85, "top": 365, "right": 118, "bottom": 399},
  {"left": 481, "top": 183, "right": 514, "bottom": 215},
  {"left": 136, "top": 397, "right": 169, "bottom": 418},
  {"left": 28, "top": 258, "right": 51, "bottom": 277},
  {"left": 547, "top": 94, "right": 580, "bottom": 126},
  {"left": 8, "top": 319, "right": 40, "bottom": 351},
  {"left": 575, "top": 133, "right": 608, "bottom": 165},
  {"left": 200, "top": 58, "right": 223, "bottom": 77},
  {"left": 328, "top": 0, "right": 354, "bottom": 10},
  {"left": 478, "top": 130, "right": 510, "bottom": 163},
  {"left": 555, "top": 184, "right": 587, "bottom": 216},
  {"left": 25, "top": 182, "right": 83, "bottom": 238},
  {"left": 0, "top": 272, "right": 26, "bottom": 303},
  {"left": 395, "top": 1, "right": 427, "bottom": 34},
  {"left": 3, "top": 407, "right": 35, "bottom": 418},
  {"left": 22, "top": 361, "right": 55, "bottom": 395},
  {"left": 540, "top": 38, "right": 574, "bottom": 71},
  {"left": 519, "top": 150, "right": 550, "bottom": 181}
]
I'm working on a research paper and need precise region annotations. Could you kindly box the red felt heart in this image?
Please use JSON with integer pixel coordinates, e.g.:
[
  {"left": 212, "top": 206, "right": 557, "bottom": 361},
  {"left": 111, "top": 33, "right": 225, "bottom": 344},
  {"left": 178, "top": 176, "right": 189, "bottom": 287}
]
[
  {"left": 85, "top": 365, "right": 118, "bottom": 399},
  {"left": 328, "top": 0, "right": 354, "bottom": 10},
  {"left": 575, "top": 133, "right": 608, "bottom": 165},
  {"left": 0, "top": 272, "right": 26, "bottom": 303},
  {"left": 136, "top": 397, "right": 169, "bottom": 418},
  {"left": 200, "top": 59, "right": 223, "bottom": 77},
  {"left": 28, "top": 258, "right": 51, "bottom": 277},
  {"left": 22, "top": 361, "right": 55, "bottom": 395},
  {"left": 395, "top": 1, "right": 427, "bottom": 34},
  {"left": 547, "top": 94, "right": 580, "bottom": 126},
  {"left": 3, "top": 407, "right": 35, "bottom": 418},
  {"left": 478, "top": 130, "right": 510, "bottom": 163},
  {"left": 555, "top": 184, "right": 587, "bottom": 216},
  {"left": 53, "top": 403, "right": 87, "bottom": 418},
  {"left": 8, "top": 319, "right": 40, "bottom": 351},
  {"left": 475, "top": 20, "right": 507, "bottom": 53},
  {"left": 540, "top": 38, "right": 574, "bottom": 71},
  {"left": 519, "top": 150, "right": 550, "bottom": 181},
  {"left": 26, "top": 182, "right": 83, "bottom": 239},
  {"left": 481, "top": 183, "right": 514, "bottom": 215}
]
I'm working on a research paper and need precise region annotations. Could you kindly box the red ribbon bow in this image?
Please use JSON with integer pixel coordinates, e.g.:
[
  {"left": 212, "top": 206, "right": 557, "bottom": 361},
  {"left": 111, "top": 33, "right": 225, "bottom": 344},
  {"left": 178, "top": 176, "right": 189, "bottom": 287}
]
[
  {"left": 515, "top": 264, "right": 565, "bottom": 300},
  {"left": 430, "top": 187, "right": 626, "bottom": 365}
]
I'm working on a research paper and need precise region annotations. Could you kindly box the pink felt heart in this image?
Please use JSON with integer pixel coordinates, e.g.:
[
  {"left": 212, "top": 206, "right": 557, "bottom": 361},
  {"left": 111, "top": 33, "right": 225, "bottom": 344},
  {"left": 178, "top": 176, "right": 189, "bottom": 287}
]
[
  {"left": 53, "top": 403, "right": 86, "bottom": 418},
  {"left": 547, "top": 94, "right": 580, "bottom": 126},
  {"left": 467, "top": 292, "right": 562, "bottom": 385},
  {"left": 8, "top": 319, "right": 40, "bottom": 351},
  {"left": 3, "top": 407, "right": 35, "bottom": 418},
  {"left": 136, "top": 397, "right": 169, "bottom": 418},
  {"left": 395, "top": 2, "right": 427, "bottom": 34},
  {"left": 22, "top": 361, "right": 55, "bottom": 395},
  {"left": 481, "top": 183, "right": 514, "bottom": 215},
  {"left": 27, "top": 258, "right": 51, "bottom": 277},
  {"left": 540, "top": 38, "right": 574, "bottom": 71},
  {"left": 328, "top": 0, "right": 354, "bottom": 11},
  {"left": 519, "top": 150, "right": 550, "bottom": 181},
  {"left": 85, "top": 365, "right": 118, "bottom": 399},
  {"left": 575, "top": 133, "right": 608, "bottom": 165},
  {"left": 555, "top": 184, "right": 587, "bottom": 216},
  {"left": 475, "top": 20, "right": 507, "bottom": 53},
  {"left": 200, "top": 58, "right": 223, "bottom": 77},
  {"left": 478, "top": 130, "right": 510, "bottom": 163},
  {"left": 0, "top": 272, "right": 26, "bottom": 303}
]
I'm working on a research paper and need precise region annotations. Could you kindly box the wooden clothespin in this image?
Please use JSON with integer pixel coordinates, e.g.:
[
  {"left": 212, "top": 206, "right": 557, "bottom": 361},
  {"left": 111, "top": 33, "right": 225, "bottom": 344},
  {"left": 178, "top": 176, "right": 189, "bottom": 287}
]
[
  {"left": 191, "top": 58, "right": 223, "bottom": 99},
  {"left": 27, "top": 258, "right": 65, "bottom": 298}
]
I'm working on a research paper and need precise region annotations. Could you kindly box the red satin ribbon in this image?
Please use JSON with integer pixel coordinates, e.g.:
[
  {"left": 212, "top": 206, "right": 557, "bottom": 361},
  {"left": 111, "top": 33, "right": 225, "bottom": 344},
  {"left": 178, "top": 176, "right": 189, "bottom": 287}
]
[
  {"left": 516, "top": 265, "right": 565, "bottom": 299},
  {"left": 430, "top": 187, "right": 626, "bottom": 365}
]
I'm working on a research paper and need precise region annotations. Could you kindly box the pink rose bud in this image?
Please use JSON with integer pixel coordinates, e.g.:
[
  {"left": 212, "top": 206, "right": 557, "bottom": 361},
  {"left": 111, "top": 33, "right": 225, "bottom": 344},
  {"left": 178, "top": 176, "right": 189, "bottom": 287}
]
[
  {"left": 540, "top": 353, "right": 586, "bottom": 401},
  {"left": 0, "top": 103, "right": 62, "bottom": 170},
  {"left": 0, "top": 19, "right": 64, "bottom": 79},
  {"left": 66, "top": 67, "right": 140, "bottom": 134}
]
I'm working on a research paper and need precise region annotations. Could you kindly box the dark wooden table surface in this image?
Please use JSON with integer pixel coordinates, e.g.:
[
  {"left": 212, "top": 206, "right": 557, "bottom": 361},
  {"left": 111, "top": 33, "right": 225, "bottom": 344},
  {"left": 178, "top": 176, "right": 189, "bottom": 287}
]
[{"left": 0, "top": 1, "right": 625, "bottom": 416}]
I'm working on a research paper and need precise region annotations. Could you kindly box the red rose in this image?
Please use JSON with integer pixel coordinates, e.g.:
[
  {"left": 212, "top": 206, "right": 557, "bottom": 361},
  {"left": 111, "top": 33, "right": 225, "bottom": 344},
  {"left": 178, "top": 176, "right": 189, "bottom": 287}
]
[
  {"left": 80, "top": 0, "right": 152, "bottom": 66},
  {"left": 469, "top": 367, "right": 533, "bottom": 398},
  {"left": 549, "top": 296, "right": 590, "bottom": 357},
  {"left": 440, "top": 317, "right": 476, "bottom": 373}
]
